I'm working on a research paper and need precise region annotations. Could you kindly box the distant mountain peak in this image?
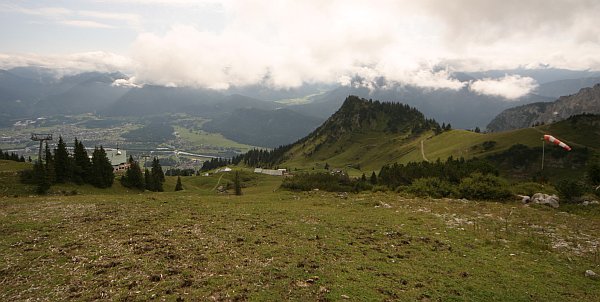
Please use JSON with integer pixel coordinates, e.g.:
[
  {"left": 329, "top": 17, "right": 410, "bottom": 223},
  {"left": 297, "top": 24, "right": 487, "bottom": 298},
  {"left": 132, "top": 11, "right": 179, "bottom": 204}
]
[{"left": 487, "top": 83, "right": 600, "bottom": 132}]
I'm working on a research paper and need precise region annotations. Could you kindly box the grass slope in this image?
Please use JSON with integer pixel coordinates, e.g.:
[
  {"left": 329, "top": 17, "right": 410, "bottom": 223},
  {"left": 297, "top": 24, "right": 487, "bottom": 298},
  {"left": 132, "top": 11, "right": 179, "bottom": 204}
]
[
  {"left": 1, "top": 172, "right": 599, "bottom": 300},
  {"left": 281, "top": 116, "right": 600, "bottom": 176}
]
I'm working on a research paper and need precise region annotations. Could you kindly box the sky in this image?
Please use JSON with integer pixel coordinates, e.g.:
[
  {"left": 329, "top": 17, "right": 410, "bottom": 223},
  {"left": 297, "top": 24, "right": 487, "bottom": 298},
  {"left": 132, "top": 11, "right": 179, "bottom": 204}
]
[{"left": 1, "top": 0, "right": 599, "bottom": 98}]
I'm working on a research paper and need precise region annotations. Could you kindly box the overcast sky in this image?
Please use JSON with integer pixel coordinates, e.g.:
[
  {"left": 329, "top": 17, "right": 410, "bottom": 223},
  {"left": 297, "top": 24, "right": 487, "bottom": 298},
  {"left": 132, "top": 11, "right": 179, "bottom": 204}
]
[{"left": 1, "top": 0, "right": 599, "bottom": 98}]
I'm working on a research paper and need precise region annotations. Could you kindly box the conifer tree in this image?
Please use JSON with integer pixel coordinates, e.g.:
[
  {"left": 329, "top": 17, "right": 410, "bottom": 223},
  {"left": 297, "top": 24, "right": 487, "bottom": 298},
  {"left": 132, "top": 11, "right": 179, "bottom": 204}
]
[
  {"left": 361, "top": 173, "right": 367, "bottom": 182},
  {"left": 90, "top": 146, "right": 114, "bottom": 188},
  {"left": 44, "top": 142, "right": 55, "bottom": 183},
  {"left": 144, "top": 168, "right": 152, "bottom": 190},
  {"left": 53, "top": 136, "right": 71, "bottom": 183},
  {"left": 148, "top": 157, "right": 165, "bottom": 192},
  {"left": 72, "top": 139, "right": 91, "bottom": 184},
  {"left": 33, "top": 161, "right": 50, "bottom": 194},
  {"left": 121, "top": 155, "right": 145, "bottom": 190},
  {"left": 175, "top": 176, "right": 183, "bottom": 191},
  {"left": 370, "top": 171, "right": 378, "bottom": 185}
]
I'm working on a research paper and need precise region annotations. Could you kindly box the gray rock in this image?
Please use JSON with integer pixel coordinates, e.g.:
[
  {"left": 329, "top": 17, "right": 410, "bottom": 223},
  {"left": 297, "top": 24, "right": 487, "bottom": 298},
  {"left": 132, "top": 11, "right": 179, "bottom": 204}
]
[
  {"left": 531, "top": 193, "right": 560, "bottom": 208},
  {"left": 585, "top": 270, "right": 597, "bottom": 278},
  {"left": 517, "top": 195, "right": 531, "bottom": 203}
]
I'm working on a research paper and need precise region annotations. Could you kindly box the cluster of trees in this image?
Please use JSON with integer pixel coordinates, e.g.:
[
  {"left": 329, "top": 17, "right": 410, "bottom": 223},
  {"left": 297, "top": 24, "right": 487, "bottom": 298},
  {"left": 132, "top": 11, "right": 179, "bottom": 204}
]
[
  {"left": 377, "top": 156, "right": 498, "bottom": 188},
  {"left": 334, "top": 96, "right": 440, "bottom": 135},
  {"left": 554, "top": 159, "right": 600, "bottom": 202},
  {"left": 281, "top": 172, "right": 370, "bottom": 192},
  {"left": 120, "top": 157, "right": 166, "bottom": 192},
  {"left": 0, "top": 149, "right": 28, "bottom": 162},
  {"left": 21, "top": 137, "right": 114, "bottom": 194},
  {"left": 232, "top": 145, "right": 293, "bottom": 168},
  {"left": 200, "top": 157, "right": 234, "bottom": 171},
  {"left": 280, "top": 157, "right": 514, "bottom": 200}
]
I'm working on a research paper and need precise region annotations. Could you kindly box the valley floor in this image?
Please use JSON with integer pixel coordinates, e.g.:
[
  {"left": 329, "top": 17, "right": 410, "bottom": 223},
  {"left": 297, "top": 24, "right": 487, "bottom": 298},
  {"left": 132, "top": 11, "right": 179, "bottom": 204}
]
[{"left": 1, "top": 187, "right": 599, "bottom": 301}]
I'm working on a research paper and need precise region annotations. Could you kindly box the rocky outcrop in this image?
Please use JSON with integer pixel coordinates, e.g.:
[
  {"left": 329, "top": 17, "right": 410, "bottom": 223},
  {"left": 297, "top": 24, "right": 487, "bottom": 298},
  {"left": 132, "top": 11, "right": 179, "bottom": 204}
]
[
  {"left": 521, "top": 193, "right": 560, "bottom": 208},
  {"left": 487, "top": 83, "right": 600, "bottom": 132}
]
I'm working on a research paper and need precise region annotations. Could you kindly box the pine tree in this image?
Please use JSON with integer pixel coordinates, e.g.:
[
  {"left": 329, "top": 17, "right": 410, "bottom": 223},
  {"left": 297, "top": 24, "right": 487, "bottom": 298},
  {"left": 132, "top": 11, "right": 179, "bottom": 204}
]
[
  {"left": 175, "top": 176, "right": 183, "bottom": 191},
  {"left": 121, "top": 155, "right": 145, "bottom": 190},
  {"left": 72, "top": 139, "right": 90, "bottom": 184},
  {"left": 53, "top": 136, "right": 71, "bottom": 183},
  {"left": 361, "top": 173, "right": 367, "bottom": 182},
  {"left": 44, "top": 142, "right": 55, "bottom": 184},
  {"left": 370, "top": 171, "right": 378, "bottom": 185},
  {"left": 234, "top": 171, "right": 242, "bottom": 195},
  {"left": 144, "top": 168, "right": 152, "bottom": 190},
  {"left": 324, "top": 162, "right": 330, "bottom": 170},
  {"left": 90, "top": 146, "right": 114, "bottom": 188},
  {"left": 33, "top": 161, "right": 50, "bottom": 194},
  {"left": 147, "top": 157, "right": 164, "bottom": 192}
]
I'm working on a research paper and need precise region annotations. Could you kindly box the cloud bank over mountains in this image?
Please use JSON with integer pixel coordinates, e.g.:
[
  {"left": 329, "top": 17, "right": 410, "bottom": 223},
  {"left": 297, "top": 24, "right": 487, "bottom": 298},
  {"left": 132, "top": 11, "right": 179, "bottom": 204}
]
[{"left": 1, "top": 0, "right": 599, "bottom": 99}]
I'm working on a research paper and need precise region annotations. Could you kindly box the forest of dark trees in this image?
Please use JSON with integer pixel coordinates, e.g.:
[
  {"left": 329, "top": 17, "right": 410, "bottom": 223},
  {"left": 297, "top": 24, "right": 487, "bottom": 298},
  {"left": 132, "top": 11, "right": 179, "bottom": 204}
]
[
  {"left": 377, "top": 156, "right": 498, "bottom": 188},
  {"left": 20, "top": 137, "right": 115, "bottom": 193}
]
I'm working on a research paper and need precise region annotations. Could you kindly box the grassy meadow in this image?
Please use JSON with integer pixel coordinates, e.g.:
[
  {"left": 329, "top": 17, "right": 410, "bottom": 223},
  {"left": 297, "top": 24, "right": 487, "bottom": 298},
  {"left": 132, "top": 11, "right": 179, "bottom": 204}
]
[{"left": 1, "top": 161, "right": 599, "bottom": 301}]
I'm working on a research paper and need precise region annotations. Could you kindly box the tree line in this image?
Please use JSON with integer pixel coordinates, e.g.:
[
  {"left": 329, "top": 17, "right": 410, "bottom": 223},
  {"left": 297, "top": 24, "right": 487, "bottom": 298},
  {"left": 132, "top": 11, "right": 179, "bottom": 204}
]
[
  {"left": 377, "top": 156, "right": 498, "bottom": 188},
  {"left": 21, "top": 137, "right": 115, "bottom": 194},
  {"left": 120, "top": 156, "right": 166, "bottom": 192},
  {"left": 0, "top": 148, "right": 29, "bottom": 163}
]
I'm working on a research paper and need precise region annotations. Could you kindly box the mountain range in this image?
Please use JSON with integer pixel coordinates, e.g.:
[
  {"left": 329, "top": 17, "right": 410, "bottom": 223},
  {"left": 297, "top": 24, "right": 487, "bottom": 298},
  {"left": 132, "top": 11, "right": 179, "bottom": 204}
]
[
  {"left": 487, "top": 84, "right": 600, "bottom": 132},
  {"left": 2, "top": 66, "right": 600, "bottom": 147}
]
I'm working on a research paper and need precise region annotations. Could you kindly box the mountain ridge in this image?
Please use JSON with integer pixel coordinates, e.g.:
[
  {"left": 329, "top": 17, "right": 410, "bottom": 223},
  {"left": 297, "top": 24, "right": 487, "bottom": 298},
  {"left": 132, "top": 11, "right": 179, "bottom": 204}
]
[{"left": 487, "top": 83, "right": 600, "bottom": 132}]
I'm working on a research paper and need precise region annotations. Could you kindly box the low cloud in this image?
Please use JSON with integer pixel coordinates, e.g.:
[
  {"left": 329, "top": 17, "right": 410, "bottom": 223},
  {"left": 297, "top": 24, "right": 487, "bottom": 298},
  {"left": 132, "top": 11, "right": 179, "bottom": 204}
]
[
  {"left": 469, "top": 75, "right": 538, "bottom": 99},
  {"left": 112, "top": 77, "right": 142, "bottom": 88},
  {"left": 3, "top": 0, "right": 600, "bottom": 95},
  {"left": 0, "top": 52, "right": 132, "bottom": 75}
]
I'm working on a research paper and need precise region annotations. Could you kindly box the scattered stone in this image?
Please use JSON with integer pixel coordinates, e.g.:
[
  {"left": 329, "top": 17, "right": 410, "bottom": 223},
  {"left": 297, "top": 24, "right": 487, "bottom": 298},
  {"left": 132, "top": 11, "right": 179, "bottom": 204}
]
[
  {"left": 585, "top": 270, "right": 598, "bottom": 279},
  {"left": 582, "top": 200, "right": 599, "bottom": 206},
  {"left": 376, "top": 201, "right": 392, "bottom": 208},
  {"left": 517, "top": 195, "right": 530, "bottom": 203},
  {"left": 318, "top": 286, "right": 330, "bottom": 293},
  {"left": 337, "top": 192, "right": 348, "bottom": 199},
  {"left": 341, "top": 294, "right": 350, "bottom": 299},
  {"left": 306, "top": 276, "right": 319, "bottom": 283},
  {"left": 530, "top": 193, "right": 560, "bottom": 208}
]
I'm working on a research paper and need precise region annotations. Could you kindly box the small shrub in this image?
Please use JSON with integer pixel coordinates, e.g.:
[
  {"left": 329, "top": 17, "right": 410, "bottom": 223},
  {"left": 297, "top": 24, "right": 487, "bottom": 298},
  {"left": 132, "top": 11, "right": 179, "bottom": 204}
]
[
  {"left": 510, "top": 182, "right": 556, "bottom": 196},
  {"left": 459, "top": 173, "right": 512, "bottom": 200},
  {"left": 281, "top": 172, "right": 356, "bottom": 192},
  {"left": 371, "top": 185, "right": 388, "bottom": 193},
  {"left": 555, "top": 179, "right": 586, "bottom": 203},
  {"left": 407, "top": 177, "right": 458, "bottom": 198}
]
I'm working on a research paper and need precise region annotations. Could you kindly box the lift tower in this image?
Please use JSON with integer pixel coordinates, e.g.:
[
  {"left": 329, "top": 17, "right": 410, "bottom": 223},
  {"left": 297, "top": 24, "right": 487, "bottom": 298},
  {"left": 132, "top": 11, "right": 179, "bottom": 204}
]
[{"left": 30, "top": 133, "right": 53, "bottom": 163}]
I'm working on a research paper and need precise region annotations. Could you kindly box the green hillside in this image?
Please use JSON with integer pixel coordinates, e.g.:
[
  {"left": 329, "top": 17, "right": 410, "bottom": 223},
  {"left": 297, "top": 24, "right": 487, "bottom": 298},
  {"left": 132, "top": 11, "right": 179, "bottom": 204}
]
[
  {"left": 264, "top": 97, "right": 600, "bottom": 180},
  {"left": 278, "top": 96, "right": 440, "bottom": 173},
  {"left": 1, "top": 158, "right": 599, "bottom": 301}
]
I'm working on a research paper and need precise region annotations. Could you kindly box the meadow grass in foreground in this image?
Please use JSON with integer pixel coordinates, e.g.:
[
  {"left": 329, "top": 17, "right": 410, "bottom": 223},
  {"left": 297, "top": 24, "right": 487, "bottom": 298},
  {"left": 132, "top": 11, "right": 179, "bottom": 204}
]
[{"left": 1, "top": 183, "right": 599, "bottom": 301}]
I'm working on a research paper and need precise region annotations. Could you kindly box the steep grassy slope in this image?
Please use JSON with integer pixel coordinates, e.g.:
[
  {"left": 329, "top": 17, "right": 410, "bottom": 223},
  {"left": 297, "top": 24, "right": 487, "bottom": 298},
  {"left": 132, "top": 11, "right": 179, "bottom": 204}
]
[{"left": 279, "top": 96, "right": 439, "bottom": 173}]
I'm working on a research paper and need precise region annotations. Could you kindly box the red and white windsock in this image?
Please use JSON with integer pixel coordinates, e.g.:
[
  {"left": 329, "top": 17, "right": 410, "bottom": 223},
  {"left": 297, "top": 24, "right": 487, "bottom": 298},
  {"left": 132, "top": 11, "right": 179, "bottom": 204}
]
[{"left": 543, "top": 134, "right": 572, "bottom": 151}]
